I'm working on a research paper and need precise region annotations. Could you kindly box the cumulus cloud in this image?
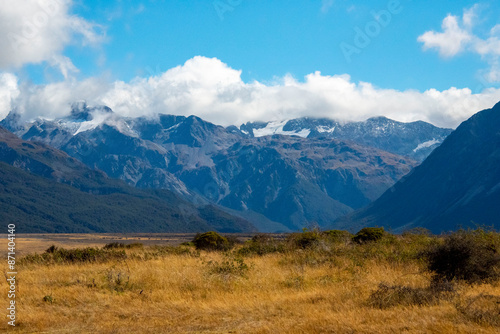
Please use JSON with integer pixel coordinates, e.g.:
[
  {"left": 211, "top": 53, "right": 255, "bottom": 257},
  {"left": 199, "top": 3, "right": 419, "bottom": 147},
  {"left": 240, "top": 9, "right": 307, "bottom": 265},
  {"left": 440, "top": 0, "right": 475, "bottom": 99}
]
[
  {"left": 417, "top": 15, "right": 472, "bottom": 57},
  {"left": 3, "top": 56, "right": 500, "bottom": 129},
  {"left": 0, "top": 73, "right": 20, "bottom": 120},
  {"left": 418, "top": 4, "right": 500, "bottom": 83},
  {"left": 0, "top": 0, "right": 105, "bottom": 76}
]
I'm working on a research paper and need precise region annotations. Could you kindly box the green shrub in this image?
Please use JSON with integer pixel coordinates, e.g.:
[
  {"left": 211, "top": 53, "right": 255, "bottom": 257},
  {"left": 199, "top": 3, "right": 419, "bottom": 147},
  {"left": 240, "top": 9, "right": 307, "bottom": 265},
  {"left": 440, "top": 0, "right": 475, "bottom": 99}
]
[
  {"left": 103, "top": 242, "right": 125, "bottom": 249},
  {"left": 103, "top": 242, "right": 143, "bottom": 249},
  {"left": 423, "top": 230, "right": 500, "bottom": 284},
  {"left": 193, "top": 231, "right": 230, "bottom": 251},
  {"left": 205, "top": 257, "right": 251, "bottom": 278},
  {"left": 45, "top": 245, "right": 58, "bottom": 253},
  {"left": 225, "top": 235, "right": 243, "bottom": 248},
  {"left": 287, "top": 231, "right": 320, "bottom": 249},
  {"left": 237, "top": 234, "right": 285, "bottom": 256},
  {"left": 21, "top": 247, "right": 127, "bottom": 265},
  {"left": 52, "top": 247, "right": 127, "bottom": 264},
  {"left": 127, "top": 242, "right": 144, "bottom": 249},
  {"left": 43, "top": 295, "right": 55, "bottom": 304},
  {"left": 251, "top": 234, "right": 274, "bottom": 243},
  {"left": 353, "top": 227, "right": 385, "bottom": 244},
  {"left": 402, "top": 227, "right": 432, "bottom": 237},
  {"left": 323, "top": 230, "right": 352, "bottom": 243}
]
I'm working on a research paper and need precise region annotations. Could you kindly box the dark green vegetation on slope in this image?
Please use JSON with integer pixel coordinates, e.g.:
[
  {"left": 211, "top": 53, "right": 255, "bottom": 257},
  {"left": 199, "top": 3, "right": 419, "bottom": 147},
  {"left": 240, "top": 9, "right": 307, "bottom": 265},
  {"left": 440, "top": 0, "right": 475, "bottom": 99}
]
[{"left": 0, "top": 161, "right": 253, "bottom": 233}]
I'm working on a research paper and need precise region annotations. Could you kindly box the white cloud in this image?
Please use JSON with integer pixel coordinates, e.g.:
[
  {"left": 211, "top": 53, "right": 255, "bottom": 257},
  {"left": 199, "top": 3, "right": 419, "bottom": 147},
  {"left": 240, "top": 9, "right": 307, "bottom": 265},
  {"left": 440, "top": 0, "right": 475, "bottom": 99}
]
[
  {"left": 417, "top": 15, "right": 472, "bottom": 57},
  {"left": 418, "top": 5, "right": 500, "bottom": 83},
  {"left": 3, "top": 56, "right": 500, "bottom": 129},
  {"left": 0, "top": 73, "right": 20, "bottom": 120},
  {"left": 48, "top": 55, "right": 80, "bottom": 80},
  {"left": 0, "top": 0, "right": 105, "bottom": 74}
]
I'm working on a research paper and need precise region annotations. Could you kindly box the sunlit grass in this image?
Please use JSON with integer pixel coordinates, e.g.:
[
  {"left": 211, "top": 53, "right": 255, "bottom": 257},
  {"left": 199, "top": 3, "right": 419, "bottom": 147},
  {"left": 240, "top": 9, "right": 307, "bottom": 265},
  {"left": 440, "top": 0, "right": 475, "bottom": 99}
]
[{"left": 2, "top": 231, "right": 499, "bottom": 333}]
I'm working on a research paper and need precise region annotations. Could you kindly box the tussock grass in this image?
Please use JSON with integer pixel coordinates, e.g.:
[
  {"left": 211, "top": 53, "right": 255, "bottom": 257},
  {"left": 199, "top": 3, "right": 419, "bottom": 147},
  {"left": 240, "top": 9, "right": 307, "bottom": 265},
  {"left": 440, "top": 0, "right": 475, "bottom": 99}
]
[{"left": 3, "top": 229, "right": 500, "bottom": 333}]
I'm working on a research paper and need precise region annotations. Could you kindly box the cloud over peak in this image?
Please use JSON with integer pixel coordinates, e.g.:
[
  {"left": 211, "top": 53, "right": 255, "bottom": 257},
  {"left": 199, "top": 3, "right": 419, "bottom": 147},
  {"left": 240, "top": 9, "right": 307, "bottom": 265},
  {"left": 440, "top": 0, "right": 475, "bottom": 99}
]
[{"left": 2, "top": 56, "right": 500, "bottom": 129}]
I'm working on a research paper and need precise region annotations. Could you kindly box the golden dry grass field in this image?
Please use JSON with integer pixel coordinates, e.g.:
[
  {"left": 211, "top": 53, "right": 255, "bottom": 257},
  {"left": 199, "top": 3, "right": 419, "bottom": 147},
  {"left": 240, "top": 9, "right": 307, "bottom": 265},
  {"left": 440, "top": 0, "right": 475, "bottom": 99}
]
[{"left": 1, "top": 230, "right": 499, "bottom": 334}]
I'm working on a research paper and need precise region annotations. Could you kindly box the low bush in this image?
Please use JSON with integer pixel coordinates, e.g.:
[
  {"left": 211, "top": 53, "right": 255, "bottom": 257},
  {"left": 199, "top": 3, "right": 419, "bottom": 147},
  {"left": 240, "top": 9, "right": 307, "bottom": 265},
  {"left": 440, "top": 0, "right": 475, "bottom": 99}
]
[
  {"left": 21, "top": 247, "right": 127, "bottom": 265},
  {"left": 45, "top": 245, "right": 58, "bottom": 253},
  {"left": 54, "top": 247, "right": 127, "bottom": 264},
  {"left": 323, "top": 230, "right": 352, "bottom": 243},
  {"left": 148, "top": 245, "right": 196, "bottom": 257},
  {"left": 368, "top": 281, "right": 455, "bottom": 309},
  {"left": 423, "top": 230, "right": 500, "bottom": 284},
  {"left": 287, "top": 230, "right": 321, "bottom": 249},
  {"left": 456, "top": 294, "right": 500, "bottom": 326},
  {"left": 237, "top": 234, "right": 285, "bottom": 256},
  {"left": 402, "top": 227, "right": 432, "bottom": 237},
  {"left": 193, "top": 231, "right": 230, "bottom": 251},
  {"left": 251, "top": 234, "right": 274, "bottom": 243},
  {"left": 205, "top": 256, "right": 251, "bottom": 278},
  {"left": 353, "top": 227, "right": 385, "bottom": 244},
  {"left": 43, "top": 295, "right": 55, "bottom": 304},
  {"left": 225, "top": 235, "right": 243, "bottom": 248},
  {"left": 103, "top": 242, "right": 143, "bottom": 249}
]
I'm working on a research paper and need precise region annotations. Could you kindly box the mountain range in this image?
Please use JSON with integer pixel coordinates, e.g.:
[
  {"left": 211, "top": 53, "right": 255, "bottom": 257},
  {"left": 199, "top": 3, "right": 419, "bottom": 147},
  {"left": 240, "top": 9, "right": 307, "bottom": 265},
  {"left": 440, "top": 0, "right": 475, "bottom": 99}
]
[
  {"left": 240, "top": 116, "right": 452, "bottom": 162},
  {"left": 2, "top": 102, "right": 446, "bottom": 231},
  {"left": 335, "top": 102, "right": 500, "bottom": 233},
  {"left": 0, "top": 125, "right": 255, "bottom": 233}
]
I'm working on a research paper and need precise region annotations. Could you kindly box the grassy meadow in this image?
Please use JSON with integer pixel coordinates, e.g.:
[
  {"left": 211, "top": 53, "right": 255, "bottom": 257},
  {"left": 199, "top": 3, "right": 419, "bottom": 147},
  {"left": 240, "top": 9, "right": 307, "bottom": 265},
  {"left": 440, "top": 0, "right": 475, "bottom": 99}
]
[{"left": 2, "top": 228, "right": 500, "bottom": 333}]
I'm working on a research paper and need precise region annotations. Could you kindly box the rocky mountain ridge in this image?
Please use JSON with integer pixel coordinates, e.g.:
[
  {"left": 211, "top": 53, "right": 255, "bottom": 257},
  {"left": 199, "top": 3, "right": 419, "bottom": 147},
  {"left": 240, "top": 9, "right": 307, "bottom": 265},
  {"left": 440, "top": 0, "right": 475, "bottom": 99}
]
[
  {"left": 2, "top": 104, "right": 425, "bottom": 231},
  {"left": 240, "top": 116, "right": 452, "bottom": 161}
]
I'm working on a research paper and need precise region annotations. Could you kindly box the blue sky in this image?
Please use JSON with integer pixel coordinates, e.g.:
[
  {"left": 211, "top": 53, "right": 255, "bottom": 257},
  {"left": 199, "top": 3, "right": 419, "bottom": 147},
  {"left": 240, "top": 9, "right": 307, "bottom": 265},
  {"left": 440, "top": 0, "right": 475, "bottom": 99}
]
[
  {"left": 1, "top": 0, "right": 500, "bottom": 127},
  {"left": 59, "top": 0, "right": 498, "bottom": 91}
]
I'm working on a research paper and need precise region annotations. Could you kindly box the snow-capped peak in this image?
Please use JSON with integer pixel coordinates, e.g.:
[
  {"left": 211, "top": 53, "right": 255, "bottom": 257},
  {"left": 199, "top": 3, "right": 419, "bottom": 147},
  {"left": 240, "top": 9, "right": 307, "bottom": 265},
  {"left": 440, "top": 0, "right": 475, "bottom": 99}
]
[{"left": 251, "top": 120, "right": 311, "bottom": 138}]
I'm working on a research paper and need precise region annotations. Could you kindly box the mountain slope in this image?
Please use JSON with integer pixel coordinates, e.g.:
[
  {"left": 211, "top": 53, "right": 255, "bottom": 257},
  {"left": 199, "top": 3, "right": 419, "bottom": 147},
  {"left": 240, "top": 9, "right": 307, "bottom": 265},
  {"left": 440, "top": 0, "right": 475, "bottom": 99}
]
[
  {"left": 208, "top": 135, "right": 415, "bottom": 230},
  {"left": 0, "top": 126, "right": 255, "bottom": 233},
  {"left": 335, "top": 102, "right": 500, "bottom": 233}
]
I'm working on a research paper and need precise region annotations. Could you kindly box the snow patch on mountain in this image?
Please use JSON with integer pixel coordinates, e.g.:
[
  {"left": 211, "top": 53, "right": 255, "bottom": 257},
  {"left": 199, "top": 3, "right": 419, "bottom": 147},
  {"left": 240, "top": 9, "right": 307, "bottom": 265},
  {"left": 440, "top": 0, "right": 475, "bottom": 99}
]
[
  {"left": 68, "top": 112, "right": 138, "bottom": 137},
  {"left": 413, "top": 139, "right": 440, "bottom": 152},
  {"left": 317, "top": 125, "right": 335, "bottom": 133},
  {"left": 252, "top": 120, "right": 311, "bottom": 138}
]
